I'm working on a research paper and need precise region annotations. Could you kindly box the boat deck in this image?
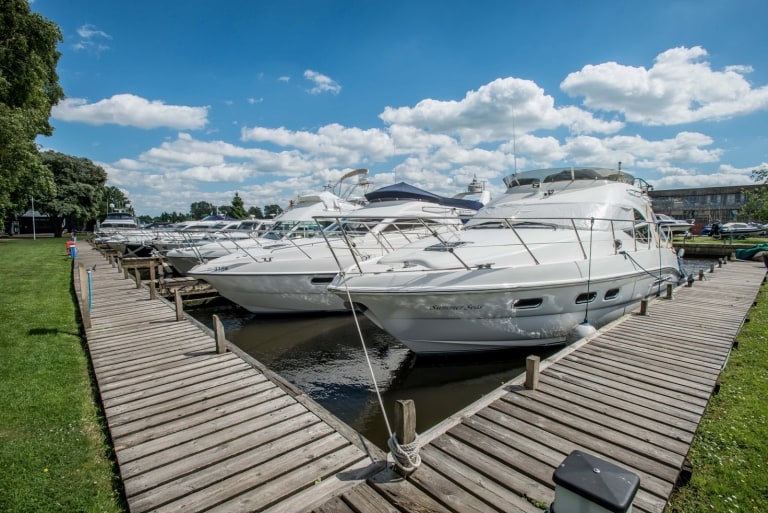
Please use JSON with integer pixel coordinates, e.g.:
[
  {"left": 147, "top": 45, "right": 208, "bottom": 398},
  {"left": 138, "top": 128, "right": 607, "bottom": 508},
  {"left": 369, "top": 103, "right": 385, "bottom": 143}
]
[{"left": 76, "top": 243, "right": 765, "bottom": 512}]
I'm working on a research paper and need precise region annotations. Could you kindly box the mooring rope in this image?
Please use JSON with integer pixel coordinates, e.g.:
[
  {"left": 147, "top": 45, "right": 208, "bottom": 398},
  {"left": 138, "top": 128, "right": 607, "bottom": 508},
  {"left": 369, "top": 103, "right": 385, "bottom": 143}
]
[{"left": 339, "top": 270, "right": 422, "bottom": 473}]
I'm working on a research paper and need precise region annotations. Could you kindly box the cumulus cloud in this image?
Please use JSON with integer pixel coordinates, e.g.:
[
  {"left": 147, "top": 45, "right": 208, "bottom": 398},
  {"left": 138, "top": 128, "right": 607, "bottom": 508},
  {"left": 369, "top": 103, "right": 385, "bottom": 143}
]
[
  {"left": 241, "top": 123, "right": 392, "bottom": 166},
  {"left": 380, "top": 77, "right": 621, "bottom": 145},
  {"left": 304, "top": 70, "right": 341, "bottom": 95},
  {"left": 52, "top": 94, "right": 209, "bottom": 130},
  {"left": 72, "top": 24, "right": 111, "bottom": 55},
  {"left": 561, "top": 46, "right": 768, "bottom": 125}
]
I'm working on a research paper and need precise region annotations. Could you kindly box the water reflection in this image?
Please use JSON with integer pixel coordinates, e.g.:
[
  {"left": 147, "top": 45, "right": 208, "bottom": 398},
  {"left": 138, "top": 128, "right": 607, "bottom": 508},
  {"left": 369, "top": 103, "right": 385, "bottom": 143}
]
[{"left": 192, "top": 308, "right": 555, "bottom": 449}]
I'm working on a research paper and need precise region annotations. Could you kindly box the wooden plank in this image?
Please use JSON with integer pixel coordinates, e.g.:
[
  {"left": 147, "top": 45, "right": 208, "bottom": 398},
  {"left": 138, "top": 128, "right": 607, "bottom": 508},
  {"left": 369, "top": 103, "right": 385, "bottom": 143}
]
[{"left": 418, "top": 442, "right": 542, "bottom": 512}]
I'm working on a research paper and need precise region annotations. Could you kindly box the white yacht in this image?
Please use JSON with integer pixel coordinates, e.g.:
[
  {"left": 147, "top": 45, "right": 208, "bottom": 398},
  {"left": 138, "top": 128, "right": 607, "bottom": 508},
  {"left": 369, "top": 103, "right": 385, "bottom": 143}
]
[
  {"left": 327, "top": 167, "right": 685, "bottom": 354},
  {"left": 188, "top": 181, "right": 489, "bottom": 313}
]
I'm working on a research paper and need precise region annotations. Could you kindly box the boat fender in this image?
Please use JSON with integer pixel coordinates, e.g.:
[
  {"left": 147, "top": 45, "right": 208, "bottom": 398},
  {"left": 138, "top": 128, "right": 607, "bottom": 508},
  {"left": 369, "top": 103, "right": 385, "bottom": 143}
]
[{"left": 567, "top": 322, "right": 597, "bottom": 344}]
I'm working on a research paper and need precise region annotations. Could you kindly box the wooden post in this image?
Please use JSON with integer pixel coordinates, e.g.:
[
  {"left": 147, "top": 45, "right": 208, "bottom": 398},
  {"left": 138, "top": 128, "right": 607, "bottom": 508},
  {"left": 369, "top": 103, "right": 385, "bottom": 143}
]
[
  {"left": 665, "top": 283, "right": 673, "bottom": 299},
  {"left": 149, "top": 259, "right": 157, "bottom": 300},
  {"left": 698, "top": 269, "right": 704, "bottom": 281},
  {"left": 639, "top": 299, "right": 648, "bottom": 316},
  {"left": 709, "top": 263, "right": 715, "bottom": 273},
  {"left": 395, "top": 399, "right": 416, "bottom": 446},
  {"left": 393, "top": 399, "right": 417, "bottom": 476},
  {"left": 525, "top": 355, "right": 540, "bottom": 390},
  {"left": 175, "top": 289, "right": 184, "bottom": 321},
  {"left": 134, "top": 267, "right": 142, "bottom": 289},
  {"left": 212, "top": 314, "right": 227, "bottom": 354},
  {"left": 108, "top": 254, "right": 115, "bottom": 267},
  {"left": 116, "top": 257, "right": 122, "bottom": 273},
  {"left": 718, "top": 259, "right": 723, "bottom": 268}
]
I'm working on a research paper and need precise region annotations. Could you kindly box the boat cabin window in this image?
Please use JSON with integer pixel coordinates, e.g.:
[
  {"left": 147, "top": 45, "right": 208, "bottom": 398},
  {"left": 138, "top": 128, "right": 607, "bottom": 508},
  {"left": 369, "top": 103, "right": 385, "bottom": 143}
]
[
  {"left": 623, "top": 209, "right": 652, "bottom": 245},
  {"left": 575, "top": 292, "right": 597, "bottom": 304},
  {"left": 512, "top": 298, "right": 543, "bottom": 309}
]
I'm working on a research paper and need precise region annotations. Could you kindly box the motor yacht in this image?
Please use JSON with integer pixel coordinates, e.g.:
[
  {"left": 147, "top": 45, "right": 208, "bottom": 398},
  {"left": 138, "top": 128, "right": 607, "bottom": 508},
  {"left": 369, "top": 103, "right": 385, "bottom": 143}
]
[
  {"left": 188, "top": 181, "right": 489, "bottom": 313},
  {"left": 327, "top": 167, "right": 685, "bottom": 354}
]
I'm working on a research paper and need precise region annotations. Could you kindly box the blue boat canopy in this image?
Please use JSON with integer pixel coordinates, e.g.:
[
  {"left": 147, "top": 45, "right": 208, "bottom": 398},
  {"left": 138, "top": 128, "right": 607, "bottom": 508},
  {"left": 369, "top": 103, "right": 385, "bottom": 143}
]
[{"left": 364, "top": 182, "right": 484, "bottom": 211}]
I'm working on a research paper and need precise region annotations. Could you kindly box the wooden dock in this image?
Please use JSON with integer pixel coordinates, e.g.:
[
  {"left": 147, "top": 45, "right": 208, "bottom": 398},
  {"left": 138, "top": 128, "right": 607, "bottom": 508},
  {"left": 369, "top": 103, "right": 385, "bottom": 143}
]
[{"left": 77, "top": 242, "right": 766, "bottom": 513}]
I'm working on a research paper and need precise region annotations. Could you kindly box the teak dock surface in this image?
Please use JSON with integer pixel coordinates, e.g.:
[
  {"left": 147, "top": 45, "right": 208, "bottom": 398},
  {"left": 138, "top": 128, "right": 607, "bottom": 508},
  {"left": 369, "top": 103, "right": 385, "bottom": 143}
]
[{"left": 75, "top": 243, "right": 766, "bottom": 513}]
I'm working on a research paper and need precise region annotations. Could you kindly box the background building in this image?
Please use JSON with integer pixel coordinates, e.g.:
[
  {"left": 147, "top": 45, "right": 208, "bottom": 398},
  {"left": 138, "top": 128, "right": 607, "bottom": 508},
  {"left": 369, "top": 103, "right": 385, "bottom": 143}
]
[{"left": 649, "top": 184, "right": 762, "bottom": 234}]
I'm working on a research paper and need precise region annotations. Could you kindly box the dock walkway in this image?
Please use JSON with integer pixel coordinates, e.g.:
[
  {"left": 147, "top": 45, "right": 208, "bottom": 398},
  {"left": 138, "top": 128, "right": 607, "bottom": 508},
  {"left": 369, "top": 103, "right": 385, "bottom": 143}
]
[
  {"left": 74, "top": 245, "right": 387, "bottom": 513},
  {"left": 76, "top": 243, "right": 765, "bottom": 513}
]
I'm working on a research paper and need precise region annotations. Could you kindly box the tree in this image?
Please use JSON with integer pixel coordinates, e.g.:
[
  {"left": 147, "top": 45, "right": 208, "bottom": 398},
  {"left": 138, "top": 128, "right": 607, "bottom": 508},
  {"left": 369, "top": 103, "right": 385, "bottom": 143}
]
[
  {"left": 0, "top": 1, "right": 65, "bottom": 220},
  {"left": 229, "top": 192, "right": 247, "bottom": 219},
  {"left": 739, "top": 168, "right": 768, "bottom": 223},
  {"left": 248, "top": 206, "right": 264, "bottom": 219},
  {"left": 264, "top": 204, "right": 284, "bottom": 218},
  {"left": 38, "top": 151, "right": 107, "bottom": 236},
  {"left": 190, "top": 201, "right": 214, "bottom": 219}
]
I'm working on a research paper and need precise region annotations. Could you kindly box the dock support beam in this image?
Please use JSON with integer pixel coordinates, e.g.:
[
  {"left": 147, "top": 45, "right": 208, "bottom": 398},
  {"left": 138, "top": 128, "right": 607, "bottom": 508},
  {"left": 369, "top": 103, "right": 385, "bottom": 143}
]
[
  {"left": 394, "top": 399, "right": 417, "bottom": 476},
  {"left": 639, "top": 299, "right": 648, "bottom": 316},
  {"left": 175, "top": 290, "right": 184, "bottom": 321},
  {"left": 149, "top": 259, "right": 157, "bottom": 300},
  {"left": 525, "top": 355, "right": 540, "bottom": 390},
  {"left": 699, "top": 269, "right": 704, "bottom": 281},
  {"left": 212, "top": 314, "right": 227, "bottom": 354},
  {"left": 665, "top": 283, "right": 673, "bottom": 299}
]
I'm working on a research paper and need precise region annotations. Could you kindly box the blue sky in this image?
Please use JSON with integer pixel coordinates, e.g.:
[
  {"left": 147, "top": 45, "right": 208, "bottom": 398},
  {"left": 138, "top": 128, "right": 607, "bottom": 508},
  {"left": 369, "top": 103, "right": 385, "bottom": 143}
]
[{"left": 31, "top": 0, "right": 768, "bottom": 217}]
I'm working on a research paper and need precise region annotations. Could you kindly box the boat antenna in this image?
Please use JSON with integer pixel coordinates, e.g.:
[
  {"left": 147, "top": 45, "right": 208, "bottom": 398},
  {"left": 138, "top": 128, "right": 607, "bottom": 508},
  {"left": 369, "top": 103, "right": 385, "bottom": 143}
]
[
  {"left": 512, "top": 108, "right": 518, "bottom": 176},
  {"left": 584, "top": 217, "right": 594, "bottom": 324}
]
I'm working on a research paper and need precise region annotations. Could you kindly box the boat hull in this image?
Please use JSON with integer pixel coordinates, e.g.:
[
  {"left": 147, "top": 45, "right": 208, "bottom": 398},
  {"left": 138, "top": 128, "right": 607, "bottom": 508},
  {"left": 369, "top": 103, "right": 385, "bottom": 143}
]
[
  {"left": 195, "top": 270, "right": 344, "bottom": 313},
  {"left": 335, "top": 260, "right": 681, "bottom": 353}
]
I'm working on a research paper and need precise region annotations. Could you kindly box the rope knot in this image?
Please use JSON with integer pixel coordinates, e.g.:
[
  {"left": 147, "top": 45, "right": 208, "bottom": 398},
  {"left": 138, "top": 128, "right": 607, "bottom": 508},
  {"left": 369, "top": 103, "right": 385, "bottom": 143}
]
[{"left": 388, "top": 432, "right": 421, "bottom": 473}]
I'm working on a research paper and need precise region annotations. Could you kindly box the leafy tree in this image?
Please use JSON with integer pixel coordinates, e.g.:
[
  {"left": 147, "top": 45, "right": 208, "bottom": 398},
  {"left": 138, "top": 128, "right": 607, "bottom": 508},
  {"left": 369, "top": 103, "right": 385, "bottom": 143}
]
[
  {"left": 38, "top": 151, "right": 107, "bottom": 236},
  {"left": 248, "top": 206, "right": 264, "bottom": 219},
  {"left": 157, "top": 211, "right": 188, "bottom": 223},
  {"left": 0, "top": 1, "right": 65, "bottom": 219},
  {"left": 739, "top": 168, "right": 768, "bottom": 223},
  {"left": 229, "top": 192, "right": 248, "bottom": 219},
  {"left": 264, "top": 204, "right": 284, "bottom": 218},
  {"left": 190, "top": 201, "right": 214, "bottom": 219}
]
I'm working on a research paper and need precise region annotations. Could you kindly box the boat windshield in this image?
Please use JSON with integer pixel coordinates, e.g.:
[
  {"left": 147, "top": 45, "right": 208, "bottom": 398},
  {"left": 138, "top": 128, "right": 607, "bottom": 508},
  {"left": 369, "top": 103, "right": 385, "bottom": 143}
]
[
  {"left": 261, "top": 220, "right": 331, "bottom": 240},
  {"left": 467, "top": 202, "right": 634, "bottom": 231},
  {"left": 502, "top": 167, "right": 635, "bottom": 190}
]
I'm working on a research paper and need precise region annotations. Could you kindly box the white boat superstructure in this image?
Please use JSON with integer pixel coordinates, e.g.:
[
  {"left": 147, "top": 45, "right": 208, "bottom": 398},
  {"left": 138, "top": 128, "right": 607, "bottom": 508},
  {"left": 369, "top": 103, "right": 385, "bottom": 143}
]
[
  {"left": 327, "top": 167, "right": 685, "bottom": 354},
  {"left": 166, "top": 190, "right": 363, "bottom": 274},
  {"left": 188, "top": 181, "right": 488, "bottom": 313}
]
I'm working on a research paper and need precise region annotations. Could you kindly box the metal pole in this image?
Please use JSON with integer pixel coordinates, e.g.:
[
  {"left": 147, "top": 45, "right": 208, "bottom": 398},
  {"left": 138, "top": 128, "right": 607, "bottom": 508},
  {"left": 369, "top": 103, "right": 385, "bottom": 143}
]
[{"left": 30, "top": 196, "right": 36, "bottom": 240}]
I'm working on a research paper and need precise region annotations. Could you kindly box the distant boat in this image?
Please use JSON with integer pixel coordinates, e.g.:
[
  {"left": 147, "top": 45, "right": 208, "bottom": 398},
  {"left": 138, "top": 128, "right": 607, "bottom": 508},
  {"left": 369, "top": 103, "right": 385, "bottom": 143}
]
[
  {"left": 654, "top": 214, "right": 693, "bottom": 236},
  {"left": 716, "top": 222, "right": 764, "bottom": 238},
  {"left": 97, "top": 210, "right": 138, "bottom": 231}
]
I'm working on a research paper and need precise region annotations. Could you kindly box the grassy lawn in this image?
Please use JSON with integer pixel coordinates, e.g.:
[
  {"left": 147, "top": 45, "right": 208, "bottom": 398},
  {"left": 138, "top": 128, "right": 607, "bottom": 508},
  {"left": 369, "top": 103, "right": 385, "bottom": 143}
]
[
  {"left": 666, "top": 280, "right": 768, "bottom": 512},
  {"left": 0, "top": 237, "right": 124, "bottom": 513}
]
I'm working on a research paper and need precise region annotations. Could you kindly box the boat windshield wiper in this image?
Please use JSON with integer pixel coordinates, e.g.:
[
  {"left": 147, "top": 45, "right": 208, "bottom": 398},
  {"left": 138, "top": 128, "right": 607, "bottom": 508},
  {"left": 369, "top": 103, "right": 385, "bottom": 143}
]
[{"left": 508, "top": 221, "right": 558, "bottom": 230}]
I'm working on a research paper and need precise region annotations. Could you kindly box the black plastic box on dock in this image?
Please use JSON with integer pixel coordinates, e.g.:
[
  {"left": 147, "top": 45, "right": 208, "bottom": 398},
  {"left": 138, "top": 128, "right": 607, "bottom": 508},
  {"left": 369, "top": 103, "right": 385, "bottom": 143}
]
[{"left": 550, "top": 450, "right": 640, "bottom": 513}]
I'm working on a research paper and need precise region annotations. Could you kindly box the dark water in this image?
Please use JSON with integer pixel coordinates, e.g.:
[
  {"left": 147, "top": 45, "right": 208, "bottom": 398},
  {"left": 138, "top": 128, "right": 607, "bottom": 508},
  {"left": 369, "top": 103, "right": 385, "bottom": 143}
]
[{"left": 188, "top": 257, "right": 718, "bottom": 450}]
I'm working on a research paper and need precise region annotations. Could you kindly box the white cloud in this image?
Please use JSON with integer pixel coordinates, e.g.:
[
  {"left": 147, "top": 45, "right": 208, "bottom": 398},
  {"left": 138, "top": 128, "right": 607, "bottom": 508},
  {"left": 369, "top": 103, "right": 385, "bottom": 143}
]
[
  {"left": 380, "top": 77, "right": 621, "bottom": 145},
  {"left": 241, "top": 123, "right": 392, "bottom": 166},
  {"left": 304, "top": 70, "right": 341, "bottom": 95},
  {"left": 72, "top": 24, "right": 111, "bottom": 55},
  {"left": 52, "top": 94, "right": 209, "bottom": 130},
  {"left": 561, "top": 46, "right": 768, "bottom": 125}
]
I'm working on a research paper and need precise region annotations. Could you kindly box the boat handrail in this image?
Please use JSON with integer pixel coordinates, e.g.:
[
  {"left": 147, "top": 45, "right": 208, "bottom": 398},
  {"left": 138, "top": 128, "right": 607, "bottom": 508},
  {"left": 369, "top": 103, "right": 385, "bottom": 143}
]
[{"left": 316, "top": 213, "right": 663, "bottom": 274}]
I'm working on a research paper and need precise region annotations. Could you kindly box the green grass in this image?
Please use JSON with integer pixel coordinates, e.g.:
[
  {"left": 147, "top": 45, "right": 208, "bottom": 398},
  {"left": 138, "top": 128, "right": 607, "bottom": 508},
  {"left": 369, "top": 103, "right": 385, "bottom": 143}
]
[
  {"left": 0, "top": 238, "right": 124, "bottom": 513},
  {"left": 666, "top": 282, "right": 768, "bottom": 512}
]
